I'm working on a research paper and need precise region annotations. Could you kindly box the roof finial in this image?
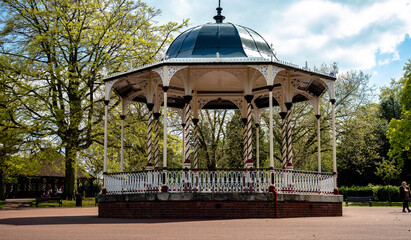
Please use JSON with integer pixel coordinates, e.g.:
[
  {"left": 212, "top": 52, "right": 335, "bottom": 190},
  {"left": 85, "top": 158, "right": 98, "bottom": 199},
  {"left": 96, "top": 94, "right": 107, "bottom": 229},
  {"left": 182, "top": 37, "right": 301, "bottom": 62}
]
[{"left": 213, "top": 0, "right": 225, "bottom": 23}]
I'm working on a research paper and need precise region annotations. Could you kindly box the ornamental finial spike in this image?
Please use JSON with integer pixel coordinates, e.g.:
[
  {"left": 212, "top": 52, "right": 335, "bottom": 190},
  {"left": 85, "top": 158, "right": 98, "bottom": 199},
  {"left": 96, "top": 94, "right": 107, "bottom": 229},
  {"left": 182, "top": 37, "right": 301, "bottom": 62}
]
[{"left": 213, "top": 0, "right": 225, "bottom": 23}]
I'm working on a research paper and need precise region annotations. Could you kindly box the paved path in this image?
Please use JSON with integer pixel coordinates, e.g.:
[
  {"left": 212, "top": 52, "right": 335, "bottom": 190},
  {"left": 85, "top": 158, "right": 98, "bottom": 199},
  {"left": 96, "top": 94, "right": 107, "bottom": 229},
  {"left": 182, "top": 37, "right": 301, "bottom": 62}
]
[{"left": 0, "top": 207, "right": 410, "bottom": 240}]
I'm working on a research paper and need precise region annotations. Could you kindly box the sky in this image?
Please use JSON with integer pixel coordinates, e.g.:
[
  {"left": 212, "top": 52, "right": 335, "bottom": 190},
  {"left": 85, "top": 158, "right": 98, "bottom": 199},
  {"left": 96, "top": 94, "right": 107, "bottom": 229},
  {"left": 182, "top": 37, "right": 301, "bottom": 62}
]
[{"left": 145, "top": 0, "right": 411, "bottom": 93}]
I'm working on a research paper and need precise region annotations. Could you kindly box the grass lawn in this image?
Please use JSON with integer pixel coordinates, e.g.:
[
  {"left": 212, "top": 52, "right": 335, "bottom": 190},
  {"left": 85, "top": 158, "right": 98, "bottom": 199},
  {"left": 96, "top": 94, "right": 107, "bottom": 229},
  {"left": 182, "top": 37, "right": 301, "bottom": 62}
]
[
  {"left": 344, "top": 201, "right": 403, "bottom": 207},
  {"left": 0, "top": 200, "right": 3, "bottom": 209},
  {"left": 28, "top": 197, "right": 97, "bottom": 208}
]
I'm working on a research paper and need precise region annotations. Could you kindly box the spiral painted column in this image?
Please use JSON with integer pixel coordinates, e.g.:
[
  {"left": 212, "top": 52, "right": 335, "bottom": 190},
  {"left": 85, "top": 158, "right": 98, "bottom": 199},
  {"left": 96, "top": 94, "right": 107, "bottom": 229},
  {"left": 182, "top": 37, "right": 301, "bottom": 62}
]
[
  {"left": 192, "top": 118, "right": 199, "bottom": 169},
  {"left": 241, "top": 118, "right": 247, "bottom": 167},
  {"left": 285, "top": 102, "right": 294, "bottom": 170},
  {"left": 316, "top": 114, "right": 321, "bottom": 172},
  {"left": 279, "top": 112, "right": 287, "bottom": 168},
  {"left": 146, "top": 103, "right": 154, "bottom": 170},
  {"left": 153, "top": 112, "right": 161, "bottom": 169},
  {"left": 244, "top": 95, "right": 254, "bottom": 169},
  {"left": 183, "top": 95, "right": 192, "bottom": 169}
]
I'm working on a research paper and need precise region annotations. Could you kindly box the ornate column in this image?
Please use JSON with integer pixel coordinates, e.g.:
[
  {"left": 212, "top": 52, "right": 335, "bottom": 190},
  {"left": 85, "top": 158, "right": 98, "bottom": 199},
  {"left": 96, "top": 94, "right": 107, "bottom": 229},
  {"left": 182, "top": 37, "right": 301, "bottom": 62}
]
[
  {"left": 153, "top": 65, "right": 187, "bottom": 193},
  {"left": 285, "top": 102, "right": 294, "bottom": 170},
  {"left": 192, "top": 118, "right": 199, "bottom": 169},
  {"left": 120, "top": 114, "right": 125, "bottom": 172},
  {"left": 183, "top": 95, "right": 192, "bottom": 169},
  {"left": 161, "top": 86, "right": 169, "bottom": 192},
  {"left": 102, "top": 99, "right": 109, "bottom": 194},
  {"left": 268, "top": 85, "right": 276, "bottom": 192},
  {"left": 192, "top": 91, "right": 199, "bottom": 170},
  {"left": 242, "top": 118, "right": 247, "bottom": 167},
  {"left": 316, "top": 114, "right": 322, "bottom": 172},
  {"left": 244, "top": 95, "right": 254, "bottom": 168},
  {"left": 253, "top": 105, "right": 261, "bottom": 169},
  {"left": 153, "top": 112, "right": 161, "bottom": 169},
  {"left": 181, "top": 111, "right": 186, "bottom": 166},
  {"left": 331, "top": 98, "right": 338, "bottom": 194},
  {"left": 247, "top": 65, "right": 283, "bottom": 193},
  {"left": 146, "top": 103, "right": 154, "bottom": 170},
  {"left": 103, "top": 100, "right": 109, "bottom": 174}
]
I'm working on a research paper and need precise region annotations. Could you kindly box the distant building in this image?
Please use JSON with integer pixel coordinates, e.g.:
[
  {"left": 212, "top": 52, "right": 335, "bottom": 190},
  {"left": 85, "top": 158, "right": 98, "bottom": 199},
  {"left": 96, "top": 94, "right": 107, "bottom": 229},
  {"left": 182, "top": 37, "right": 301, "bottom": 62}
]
[{"left": 5, "top": 155, "right": 99, "bottom": 198}]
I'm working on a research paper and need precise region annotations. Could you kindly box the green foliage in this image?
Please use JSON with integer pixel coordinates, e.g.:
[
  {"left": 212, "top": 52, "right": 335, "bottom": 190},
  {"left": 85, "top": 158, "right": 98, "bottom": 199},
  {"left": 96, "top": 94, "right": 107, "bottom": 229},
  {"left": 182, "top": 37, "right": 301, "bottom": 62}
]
[
  {"left": 0, "top": 55, "right": 40, "bottom": 199},
  {"left": 379, "top": 79, "right": 403, "bottom": 122},
  {"left": 197, "top": 109, "right": 228, "bottom": 169},
  {"left": 339, "top": 185, "right": 402, "bottom": 202},
  {"left": 337, "top": 104, "right": 385, "bottom": 185},
  {"left": 387, "top": 59, "right": 411, "bottom": 180},
  {"left": 339, "top": 186, "right": 374, "bottom": 198},
  {"left": 224, "top": 110, "right": 246, "bottom": 169},
  {"left": 374, "top": 186, "right": 400, "bottom": 202},
  {"left": 375, "top": 158, "right": 400, "bottom": 185},
  {"left": 0, "top": 0, "right": 187, "bottom": 199}
]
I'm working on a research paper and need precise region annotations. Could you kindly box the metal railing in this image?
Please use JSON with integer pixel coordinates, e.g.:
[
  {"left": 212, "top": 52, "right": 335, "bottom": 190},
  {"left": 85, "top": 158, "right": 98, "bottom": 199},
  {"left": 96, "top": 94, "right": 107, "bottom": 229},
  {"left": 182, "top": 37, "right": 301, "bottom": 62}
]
[{"left": 104, "top": 168, "right": 335, "bottom": 195}]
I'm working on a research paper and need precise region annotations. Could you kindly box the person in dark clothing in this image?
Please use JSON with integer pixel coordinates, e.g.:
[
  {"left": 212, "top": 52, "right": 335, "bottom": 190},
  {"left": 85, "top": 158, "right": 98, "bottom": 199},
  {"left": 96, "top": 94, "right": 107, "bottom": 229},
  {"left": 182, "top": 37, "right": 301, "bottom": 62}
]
[{"left": 399, "top": 181, "right": 411, "bottom": 213}]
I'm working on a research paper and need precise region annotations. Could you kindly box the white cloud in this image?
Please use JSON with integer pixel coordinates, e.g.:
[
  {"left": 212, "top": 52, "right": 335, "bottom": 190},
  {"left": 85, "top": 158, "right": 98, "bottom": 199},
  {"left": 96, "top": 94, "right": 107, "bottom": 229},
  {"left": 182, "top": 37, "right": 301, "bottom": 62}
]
[
  {"left": 261, "top": 0, "right": 411, "bottom": 70},
  {"left": 146, "top": 0, "right": 411, "bottom": 77}
]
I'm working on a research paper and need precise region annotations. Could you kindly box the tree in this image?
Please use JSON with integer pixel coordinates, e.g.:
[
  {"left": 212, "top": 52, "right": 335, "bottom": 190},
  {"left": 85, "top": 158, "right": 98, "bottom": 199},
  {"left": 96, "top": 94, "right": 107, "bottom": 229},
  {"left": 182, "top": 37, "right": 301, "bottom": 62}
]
[
  {"left": 375, "top": 158, "right": 400, "bottom": 185},
  {"left": 197, "top": 110, "right": 228, "bottom": 169},
  {"left": 0, "top": 65, "right": 23, "bottom": 200},
  {"left": 387, "top": 59, "right": 411, "bottom": 181},
  {"left": 379, "top": 79, "right": 403, "bottom": 122},
  {"left": 337, "top": 104, "right": 385, "bottom": 185},
  {"left": 0, "top": 0, "right": 187, "bottom": 199},
  {"left": 0, "top": 56, "right": 41, "bottom": 199}
]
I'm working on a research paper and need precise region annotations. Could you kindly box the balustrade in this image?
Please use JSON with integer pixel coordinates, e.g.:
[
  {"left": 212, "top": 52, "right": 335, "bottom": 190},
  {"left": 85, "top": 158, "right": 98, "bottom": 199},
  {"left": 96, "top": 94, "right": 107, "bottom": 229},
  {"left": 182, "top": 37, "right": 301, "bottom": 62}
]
[{"left": 104, "top": 168, "right": 335, "bottom": 195}]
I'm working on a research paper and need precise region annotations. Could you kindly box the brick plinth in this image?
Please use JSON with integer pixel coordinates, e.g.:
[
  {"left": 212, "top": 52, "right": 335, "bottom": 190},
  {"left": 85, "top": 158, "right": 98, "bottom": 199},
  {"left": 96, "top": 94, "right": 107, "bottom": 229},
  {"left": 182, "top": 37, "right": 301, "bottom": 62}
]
[
  {"left": 99, "top": 201, "right": 275, "bottom": 219},
  {"left": 277, "top": 201, "right": 342, "bottom": 218},
  {"left": 98, "top": 193, "right": 342, "bottom": 219}
]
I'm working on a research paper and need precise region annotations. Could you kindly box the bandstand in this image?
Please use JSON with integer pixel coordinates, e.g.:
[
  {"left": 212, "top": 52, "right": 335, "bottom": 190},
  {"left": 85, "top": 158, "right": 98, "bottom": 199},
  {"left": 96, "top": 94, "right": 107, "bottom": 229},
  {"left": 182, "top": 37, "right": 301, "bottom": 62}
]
[{"left": 98, "top": 4, "right": 343, "bottom": 219}]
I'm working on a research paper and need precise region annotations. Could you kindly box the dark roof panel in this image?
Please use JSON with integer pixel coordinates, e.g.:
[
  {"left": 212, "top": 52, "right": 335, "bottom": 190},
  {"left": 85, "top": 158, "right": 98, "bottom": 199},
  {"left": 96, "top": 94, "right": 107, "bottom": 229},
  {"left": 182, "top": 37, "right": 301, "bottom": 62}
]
[{"left": 166, "top": 23, "right": 272, "bottom": 59}]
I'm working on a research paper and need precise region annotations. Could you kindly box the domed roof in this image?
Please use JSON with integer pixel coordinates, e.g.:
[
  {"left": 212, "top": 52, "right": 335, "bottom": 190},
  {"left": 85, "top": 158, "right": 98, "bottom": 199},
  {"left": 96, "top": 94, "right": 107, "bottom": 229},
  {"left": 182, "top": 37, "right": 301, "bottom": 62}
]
[{"left": 165, "top": 22, "right": 273, "bottom": 59}]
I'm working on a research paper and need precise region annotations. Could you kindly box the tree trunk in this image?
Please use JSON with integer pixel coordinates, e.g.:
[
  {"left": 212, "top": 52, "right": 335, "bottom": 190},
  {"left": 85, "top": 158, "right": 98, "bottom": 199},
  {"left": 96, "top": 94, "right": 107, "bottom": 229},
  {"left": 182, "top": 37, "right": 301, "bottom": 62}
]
[
  {"left": 207, "top": 144, "right": 217, "bottom": 170},
  {"left": 0, "top": 170, "right": 5, "bottom": 200},
  {"left": 64, "top": 144, "right": 77, "bottom": 200}
]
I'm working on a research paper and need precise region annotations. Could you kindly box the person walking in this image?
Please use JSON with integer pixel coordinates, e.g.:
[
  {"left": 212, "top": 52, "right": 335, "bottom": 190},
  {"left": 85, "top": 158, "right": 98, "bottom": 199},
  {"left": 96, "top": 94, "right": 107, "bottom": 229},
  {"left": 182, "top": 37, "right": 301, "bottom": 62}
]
[{"left": 399, "top": 181, "right": 411, "bottom": 213}]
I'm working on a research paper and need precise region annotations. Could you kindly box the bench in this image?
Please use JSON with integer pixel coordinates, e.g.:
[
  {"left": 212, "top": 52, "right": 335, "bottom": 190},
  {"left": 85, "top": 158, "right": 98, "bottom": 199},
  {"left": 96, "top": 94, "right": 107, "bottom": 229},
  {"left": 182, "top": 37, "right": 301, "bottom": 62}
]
[
  {"left": 35, "top": 197, "right": 62, "bottom": 207},
  {"left": 345, "top": 196, "right": 372, "bottom": 207}
]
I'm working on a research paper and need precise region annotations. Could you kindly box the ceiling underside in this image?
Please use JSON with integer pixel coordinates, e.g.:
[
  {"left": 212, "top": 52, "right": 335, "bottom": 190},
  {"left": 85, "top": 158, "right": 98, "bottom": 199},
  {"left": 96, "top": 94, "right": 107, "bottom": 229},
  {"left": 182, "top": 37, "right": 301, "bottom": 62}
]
[{"left": 111, "top": 65, "right": 328, "bottom": 110}]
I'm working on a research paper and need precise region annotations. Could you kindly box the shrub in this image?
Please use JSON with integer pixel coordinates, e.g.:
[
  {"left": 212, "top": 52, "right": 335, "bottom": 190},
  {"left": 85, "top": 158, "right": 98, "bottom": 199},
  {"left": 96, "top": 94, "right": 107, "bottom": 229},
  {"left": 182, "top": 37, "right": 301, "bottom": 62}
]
[
  {"left": 340, "top": 185, "right": 403, "bottom": 202},
  {"left": 339, "top": 186, "right": 374, "bottom": 198},
  {"left": 375, "top": 186, "right": 400, "bottom": 202}
]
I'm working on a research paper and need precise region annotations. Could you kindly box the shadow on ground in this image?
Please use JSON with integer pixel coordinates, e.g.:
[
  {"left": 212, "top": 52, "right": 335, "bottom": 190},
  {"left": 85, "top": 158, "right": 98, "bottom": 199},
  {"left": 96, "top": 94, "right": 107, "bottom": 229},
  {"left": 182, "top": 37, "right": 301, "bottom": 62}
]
[{"left": 0, "top": 216, "right": 213, "bottom": 226}]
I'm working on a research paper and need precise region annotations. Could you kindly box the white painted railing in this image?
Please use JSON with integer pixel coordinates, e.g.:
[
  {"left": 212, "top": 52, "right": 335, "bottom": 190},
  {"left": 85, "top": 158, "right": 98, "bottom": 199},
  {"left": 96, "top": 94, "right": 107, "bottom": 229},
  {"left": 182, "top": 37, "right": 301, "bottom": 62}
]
[{"left": 104, "top": 169, "right": 335, "bottom": 195}]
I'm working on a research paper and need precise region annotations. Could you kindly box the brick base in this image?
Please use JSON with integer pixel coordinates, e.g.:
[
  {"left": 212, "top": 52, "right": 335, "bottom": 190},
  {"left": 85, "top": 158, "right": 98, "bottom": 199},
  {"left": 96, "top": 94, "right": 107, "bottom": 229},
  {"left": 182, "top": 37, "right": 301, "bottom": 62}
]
[
  {"left": 277, "top": 201, "right": 342, "bottom": 218},
  {"left": 99, "top": 201, "right": 276, "bottom": 218},
  {"left": 98, "top": 193, "right": 342, "bottom": 219}
]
